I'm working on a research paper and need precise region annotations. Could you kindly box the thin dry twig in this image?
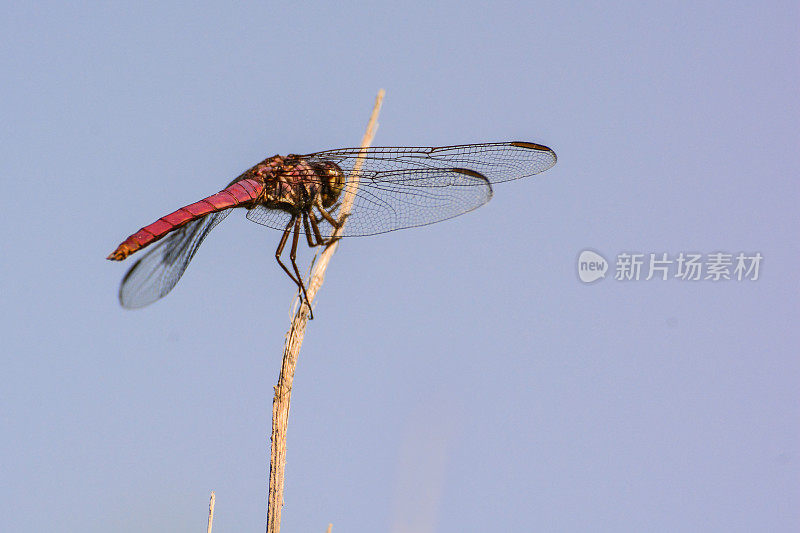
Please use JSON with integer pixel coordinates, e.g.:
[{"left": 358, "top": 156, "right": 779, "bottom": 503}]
[
  {"left": 266, "top": 90, "right": 385, "bottom": 533},
  {"left": 207, "top": 491, "right": 215, "bottom": 533}
]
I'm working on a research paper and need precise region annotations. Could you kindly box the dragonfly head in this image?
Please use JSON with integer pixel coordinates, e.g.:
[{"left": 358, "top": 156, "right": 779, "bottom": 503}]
[{"left": 318, "top": 161, "right": 346, "bottom": 208}]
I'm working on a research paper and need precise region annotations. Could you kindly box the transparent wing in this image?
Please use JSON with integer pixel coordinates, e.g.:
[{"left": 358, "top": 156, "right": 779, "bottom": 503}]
[
  {"left": 118, "top": 209, "right": 231, "bottom": 308},
  {"left": 245, "top": 142, "right": 555, "bottom": 238},
  {"left": 246, "top": 166, "right": 493, "bottom": 237},
  {"left": 307, "top": 141, "right": 556, "bottom": 185}
]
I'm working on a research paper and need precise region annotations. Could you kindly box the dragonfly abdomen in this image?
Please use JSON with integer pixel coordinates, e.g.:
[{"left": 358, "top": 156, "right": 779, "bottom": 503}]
[{"left": 107, "top": 178, "right": 263, "bottom": 261}]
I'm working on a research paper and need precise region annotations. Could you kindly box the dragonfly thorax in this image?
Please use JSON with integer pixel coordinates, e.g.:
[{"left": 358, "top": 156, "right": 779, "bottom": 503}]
[{"left": 258, "top": 156, "right": 345, "bottom": 214}]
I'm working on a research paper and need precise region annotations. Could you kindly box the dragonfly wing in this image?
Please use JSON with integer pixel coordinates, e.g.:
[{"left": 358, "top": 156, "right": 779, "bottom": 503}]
[
  {"left": 118, "top": 209, "right": 232, "bottom": 308},
  {"left": 306, "top": 142, "right": 557, "bottom": 185},
  {"left": 247, "top": 142, "right": 554, "bottom": 238},
  {"left": 245, "top": 166, "right": 494, "bottom": 237}
]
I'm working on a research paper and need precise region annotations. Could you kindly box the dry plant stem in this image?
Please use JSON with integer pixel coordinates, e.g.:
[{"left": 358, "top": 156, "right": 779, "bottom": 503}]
[
  {"left": 266, "top": 89, "right": 385, "bottom": 533},
  {"left": 207, "top": 491, "right": 215, "bottom": 533}
]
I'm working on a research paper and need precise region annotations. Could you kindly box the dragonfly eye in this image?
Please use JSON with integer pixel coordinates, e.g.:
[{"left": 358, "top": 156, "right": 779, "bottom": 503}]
[{"left": 318, "top": 162, "right": 345, "bottom": 208}]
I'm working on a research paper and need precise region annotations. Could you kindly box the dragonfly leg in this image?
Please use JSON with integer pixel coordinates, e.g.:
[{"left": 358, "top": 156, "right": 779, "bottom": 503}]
[
  {"left": 325, "top": 200, "right": 342, "bottom": 218},
  {"left": 275, "top": 216, "right": 305, "bottom": 295},
  {"left": 275, "top": 218, "right": 300, "bottom": 282},
  {"left": 315, "top": 200, "right": 345, "bottom": 229},
  {"left": 288, "top": 216, "right": 314, "bottom": 318},
  {"left": 308, "top": 213, "right": 336, "bottom": 246},
  {"left": 302, "top": 212, "right": 318, "bottom": 248},
  {"left": 309, "top": 200, "right": 348, "bottom": 247},
  {"left": 306, "top": 210, "right": 326, "bottom": 246}
]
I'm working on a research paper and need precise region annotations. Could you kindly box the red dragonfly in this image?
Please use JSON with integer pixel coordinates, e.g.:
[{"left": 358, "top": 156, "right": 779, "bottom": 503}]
[{"left": 108, "top": 142, "right": 557, "bottom": 317}]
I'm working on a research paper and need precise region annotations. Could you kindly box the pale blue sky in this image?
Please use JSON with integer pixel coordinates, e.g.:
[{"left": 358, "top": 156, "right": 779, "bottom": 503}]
[{"left": 2, "top": 2, "right": 798, "bottom": 531}]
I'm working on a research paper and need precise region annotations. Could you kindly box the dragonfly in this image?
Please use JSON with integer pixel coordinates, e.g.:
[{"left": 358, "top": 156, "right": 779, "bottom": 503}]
[{"left": 108, "top": 141, "right": 557, "bottom": 318}]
